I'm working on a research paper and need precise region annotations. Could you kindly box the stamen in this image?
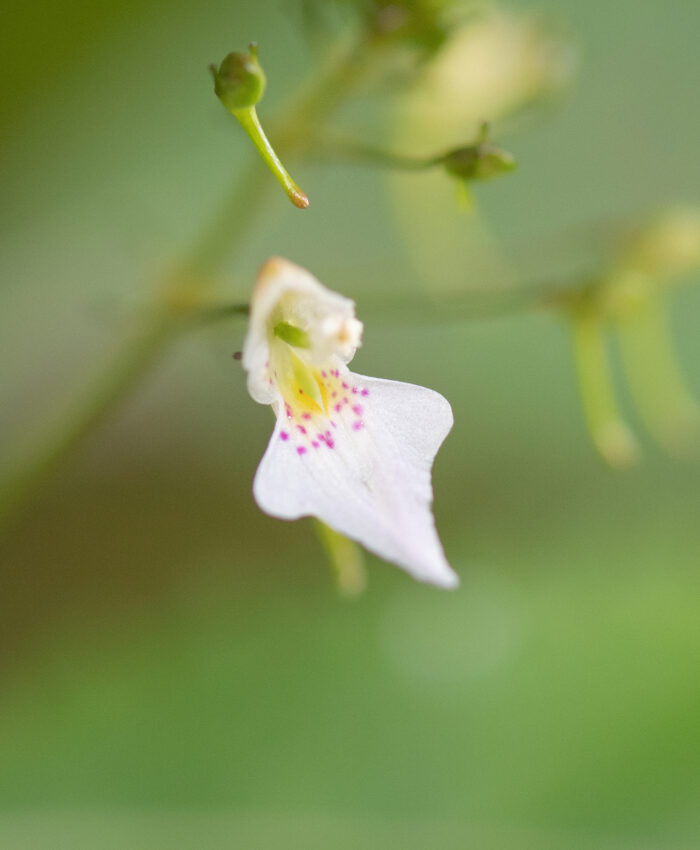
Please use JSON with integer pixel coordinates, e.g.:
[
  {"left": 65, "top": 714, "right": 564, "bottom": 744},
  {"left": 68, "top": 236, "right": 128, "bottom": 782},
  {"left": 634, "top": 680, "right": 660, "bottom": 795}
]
[{"left": 273, "top": 321, "right": 310, "bottom": 348}]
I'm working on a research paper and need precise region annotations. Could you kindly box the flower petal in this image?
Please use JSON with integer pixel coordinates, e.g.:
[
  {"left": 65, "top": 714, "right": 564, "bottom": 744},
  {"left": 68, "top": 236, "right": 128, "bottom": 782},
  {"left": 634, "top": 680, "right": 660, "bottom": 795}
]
[
  {"left": 243, "top": 257, "right": 361, "bottom": 405},
  {"left": 253, "top": 373, "right": 458, "bottom": 588}
]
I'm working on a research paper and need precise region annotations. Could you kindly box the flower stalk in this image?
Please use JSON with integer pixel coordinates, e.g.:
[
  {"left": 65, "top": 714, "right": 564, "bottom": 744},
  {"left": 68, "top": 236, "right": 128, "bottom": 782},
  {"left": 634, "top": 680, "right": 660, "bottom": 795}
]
[
  {"left": 571, "top": 310, "right": 639, "bottom": 469},
  {"left": 315, "top": 520, "right": 367, "bottom": 597},
  {"left": 316, "top": 122, "right": 515, "bottom": 188},
  {"left": 233, "top": 106, "right": 309, "bottom": 208},
  {"left": 617, "top": 295, "right": 700, "bottom": 457},
  {"left": 210, "top": 44, "right": 309, "bottom": 208}
]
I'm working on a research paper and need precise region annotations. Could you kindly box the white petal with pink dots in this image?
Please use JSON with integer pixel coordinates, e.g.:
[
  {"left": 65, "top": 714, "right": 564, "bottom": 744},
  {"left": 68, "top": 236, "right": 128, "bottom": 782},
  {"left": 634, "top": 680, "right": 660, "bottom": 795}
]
[{"left": 242, "top": 257, "right": 458, "bottom": 588}]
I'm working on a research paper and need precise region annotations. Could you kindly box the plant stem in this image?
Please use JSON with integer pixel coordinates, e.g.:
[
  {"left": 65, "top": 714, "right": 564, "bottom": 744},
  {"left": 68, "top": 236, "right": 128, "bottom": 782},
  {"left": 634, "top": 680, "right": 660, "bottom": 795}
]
[
  {"left": 571, "top": 312, "right": 639, "bottom": 469},
  {"left": 315, "top": 135, "right": 439, "bottom": 171},
  {"left": 234, "top": 106, "right": 309, "bottom": 208},
  {"left": 0, "top": 313, "right": 175, "bottom": 530},
  {"left": 617, "top": 296, "right": 700, "bottom": 456},
  {"left": 314, "top": 519, "right": 367, "bottom": 597}
]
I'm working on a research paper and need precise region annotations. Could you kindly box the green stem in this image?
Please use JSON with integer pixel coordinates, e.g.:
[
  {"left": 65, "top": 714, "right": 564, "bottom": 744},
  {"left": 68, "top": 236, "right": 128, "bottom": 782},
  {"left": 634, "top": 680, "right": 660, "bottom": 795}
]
[
  {"left": 0, "top": 300, "right": 251, "bottom": 533},
  {"left": 183, "top": 161, "right": 271, "bottom": 281},
  {"left": 0, "top": 313, "right": 175, "bottom": 530},
  {"left": 270, "top": 37, "right": 376, "bottom": 149},
  {"left": 617, "top": 296, "right": 700, "bottom": 456},
  {"left": 315, "top": 135, "right": 440, "bottom": 171},
  {"left": 0, "top": 34, "right": 375, "bottom": 533},
  {"left": 571, "top": 312, "right": 639, "bottom": 469},
  {"left": 314, "top": 519, "right": 367, "bottom": 597},
  {"left": 234, "top": 106, "right": 309, "bottom": 208}
]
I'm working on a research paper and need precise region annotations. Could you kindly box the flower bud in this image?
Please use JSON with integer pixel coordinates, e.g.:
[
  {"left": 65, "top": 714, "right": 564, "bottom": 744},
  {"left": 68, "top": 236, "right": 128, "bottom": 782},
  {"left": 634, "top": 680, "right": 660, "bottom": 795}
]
[
  {"left": 442, "top": 141, "right": 516, "bottom": 182},
  {"left": 440, "top": 125, "right": 516, "bottom": 183},
  {"left": 210, "top": 43, "right": 266, "bottom": 112}
]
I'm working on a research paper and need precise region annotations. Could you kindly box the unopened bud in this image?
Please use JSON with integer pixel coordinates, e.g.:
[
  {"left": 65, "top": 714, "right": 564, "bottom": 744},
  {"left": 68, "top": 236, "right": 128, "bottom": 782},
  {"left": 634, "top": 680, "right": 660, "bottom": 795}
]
[
  {"left": 442, "top": 125, "right": 516, "bottom": 182},
  {"left": 210, "top": 43, "right": 266, "bottom": 112}
]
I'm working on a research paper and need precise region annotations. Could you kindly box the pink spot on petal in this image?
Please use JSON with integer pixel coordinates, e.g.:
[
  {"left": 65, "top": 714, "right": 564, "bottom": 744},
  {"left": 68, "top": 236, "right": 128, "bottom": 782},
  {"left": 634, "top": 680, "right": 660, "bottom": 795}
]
[
  {"left": 297, "top": 425, "right": 307, "bottom": 434},
  {"left": 352, "top": 404, "right": 363, "bottom": 416},
  {"left": 280, "top": 431, "right": 289, "bottom": 441},
  {"left": 343, "top": 397, "right": 349, "bottom": 405},
  {"left": 312, "top": 441, "right": 320, "bottom": 448},
  {"left": 334, "top": 403, "right": 343, "bottom": 413},
  {"left": 361, "top": 389, "right": 369, "bottom": 397},
  {"left": 321, "top": 371, "right": 327, "bottom": 378},
  {"left": 297, "top": 446, "right": 307, "bottom": 456},
  {"left": 302, "top": 413, "right": 311, "bottom": 420},
  {"left": 351, "top": 387, "right": 358, "bottom": 394},
  {"left": 342, "top": 382, "right": 349, "bottom": 389},
  {"left": 353, "top": 421, "right": 364, "bottom": 431}
]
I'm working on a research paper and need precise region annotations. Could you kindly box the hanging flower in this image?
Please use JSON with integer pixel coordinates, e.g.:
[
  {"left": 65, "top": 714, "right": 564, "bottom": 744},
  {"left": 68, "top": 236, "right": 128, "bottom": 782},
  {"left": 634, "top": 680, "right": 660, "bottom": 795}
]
[{"left": 242, "top": 257, "right": 458, "bottom": 588}]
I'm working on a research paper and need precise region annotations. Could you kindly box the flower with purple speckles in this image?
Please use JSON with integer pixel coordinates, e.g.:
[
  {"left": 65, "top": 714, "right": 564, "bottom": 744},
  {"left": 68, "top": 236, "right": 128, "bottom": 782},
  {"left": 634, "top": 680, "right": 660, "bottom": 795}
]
[{"left": 242, "top": 257, "right": 457, "bottom": 588}]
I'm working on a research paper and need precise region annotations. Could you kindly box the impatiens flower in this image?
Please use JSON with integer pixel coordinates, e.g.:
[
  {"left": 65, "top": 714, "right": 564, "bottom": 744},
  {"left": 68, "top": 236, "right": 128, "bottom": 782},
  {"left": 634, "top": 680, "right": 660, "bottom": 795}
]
[{"left": 242, "top": 257, "right": 458, "bottom": 588}]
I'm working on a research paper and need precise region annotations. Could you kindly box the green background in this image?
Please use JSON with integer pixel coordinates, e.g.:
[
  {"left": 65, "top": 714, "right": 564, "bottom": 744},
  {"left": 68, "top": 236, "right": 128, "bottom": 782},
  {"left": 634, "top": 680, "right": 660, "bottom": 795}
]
[{"left": 1, "top": 1, "right": 699, "bottom": 847}]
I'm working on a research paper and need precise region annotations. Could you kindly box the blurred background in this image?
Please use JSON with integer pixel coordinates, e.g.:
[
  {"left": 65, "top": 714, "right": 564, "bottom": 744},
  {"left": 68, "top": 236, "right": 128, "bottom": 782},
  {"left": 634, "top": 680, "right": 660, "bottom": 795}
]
[{"left": 1, "top": 0, "right": 699, "bottom": 847}]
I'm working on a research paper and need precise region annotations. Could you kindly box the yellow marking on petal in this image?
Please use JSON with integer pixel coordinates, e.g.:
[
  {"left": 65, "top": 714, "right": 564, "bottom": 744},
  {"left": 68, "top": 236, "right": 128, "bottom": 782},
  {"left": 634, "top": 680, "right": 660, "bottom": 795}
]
[
  {"left": 291, "top": 351, "right": 324, "bottom": 413},
  {"left": 268, "top": 330, "right": 333, "bottom": 418},
  {"left": 314, "top": 369, "right": 331, "bottom": 416}
]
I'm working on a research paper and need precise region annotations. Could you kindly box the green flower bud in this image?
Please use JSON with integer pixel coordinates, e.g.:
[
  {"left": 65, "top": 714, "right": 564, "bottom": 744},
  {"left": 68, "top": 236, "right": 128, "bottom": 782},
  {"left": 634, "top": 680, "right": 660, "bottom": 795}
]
[
  {"left": 442, "top": 138, "right": 516, "bottom": 182},
  {"left": 210, "top": 43, "right": 266, "bottom": 112}
]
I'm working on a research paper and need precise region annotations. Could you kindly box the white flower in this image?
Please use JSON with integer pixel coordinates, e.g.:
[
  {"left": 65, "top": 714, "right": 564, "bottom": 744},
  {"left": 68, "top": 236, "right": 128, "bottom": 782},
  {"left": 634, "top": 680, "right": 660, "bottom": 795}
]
[{"left": 242, "top": 257, "right": 458, "bottom": 588}]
